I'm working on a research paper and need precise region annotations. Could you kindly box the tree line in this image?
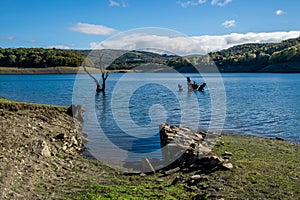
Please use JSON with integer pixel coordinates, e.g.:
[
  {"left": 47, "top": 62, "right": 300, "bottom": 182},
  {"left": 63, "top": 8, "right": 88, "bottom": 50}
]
[
  {"left": 1, "top": 36, "right": 299, "bottom": 71},
  {"left": 106, "top": 37, "right": 300, "bottom": 72},
  {"left": 209, "top": 37, "right": 300, "bottom": 67},
  {"left": 0, "top": 48, "right": 84, "bottom": 68}
]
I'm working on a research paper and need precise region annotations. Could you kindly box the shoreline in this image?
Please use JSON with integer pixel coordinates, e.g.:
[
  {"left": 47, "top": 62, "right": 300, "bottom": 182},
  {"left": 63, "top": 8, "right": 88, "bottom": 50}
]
[
  {"left": 2, "top": 96, "right": 298, "bottom": 145},
  {"left": 0, "top": 67, "right": 133, "bottom": 74},
  {"left": 0, "top": 98, "right": 299, "bottom": 199},
  {"left": 1, "top": 66, "right": 300, "bottom": 74}
]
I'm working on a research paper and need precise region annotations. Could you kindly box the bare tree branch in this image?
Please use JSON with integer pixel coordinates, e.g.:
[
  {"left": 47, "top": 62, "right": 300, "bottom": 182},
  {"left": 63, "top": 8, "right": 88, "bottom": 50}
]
[
  {"left": 82, "top": 52, "right": 109, "bottom": 95},
  {"left": 104, "top": 72, "right": 109, "bottom": 80},
  {"left": 83, "top": 64, "right": 102, "bottom": 92}
]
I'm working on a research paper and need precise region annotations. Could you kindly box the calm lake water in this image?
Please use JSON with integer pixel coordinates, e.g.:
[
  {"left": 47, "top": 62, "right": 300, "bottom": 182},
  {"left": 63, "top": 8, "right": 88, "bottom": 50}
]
[{"left": 1, "top": 73, "right": 300, "bottom": 162}]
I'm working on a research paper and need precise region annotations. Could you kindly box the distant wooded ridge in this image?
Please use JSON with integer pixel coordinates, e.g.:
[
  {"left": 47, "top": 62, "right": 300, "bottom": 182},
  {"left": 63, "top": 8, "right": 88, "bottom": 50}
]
[{"left": 0, "top": 36, "right": 299, "bottom": 73}]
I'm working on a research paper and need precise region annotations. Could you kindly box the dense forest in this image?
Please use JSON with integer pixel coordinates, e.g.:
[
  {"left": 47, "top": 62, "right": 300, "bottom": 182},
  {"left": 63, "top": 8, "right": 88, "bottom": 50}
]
[
  {"left": 0, "top": 36, "right": 299, "bottom": 72},
  {"left": 0, "top": 48, "right": 84, "bottom": 68},
  {"left": 209, "top": 36, "right": 300, "bottom": 72}
]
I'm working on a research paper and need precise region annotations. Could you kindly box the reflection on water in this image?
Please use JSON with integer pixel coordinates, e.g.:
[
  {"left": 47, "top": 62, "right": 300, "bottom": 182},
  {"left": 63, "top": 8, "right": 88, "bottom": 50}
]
[
  {"left": 78, "top": 73, "right": 216, "bottom": 163},
  {"left": 1, "top": 73, "right": 300, "bottom": 150}
]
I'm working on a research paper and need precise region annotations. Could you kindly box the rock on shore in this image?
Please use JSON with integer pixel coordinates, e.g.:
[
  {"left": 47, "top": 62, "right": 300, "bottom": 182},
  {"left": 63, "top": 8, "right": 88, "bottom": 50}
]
[{"left": 159, "top": 123, "right": 233, "bottom": 173}]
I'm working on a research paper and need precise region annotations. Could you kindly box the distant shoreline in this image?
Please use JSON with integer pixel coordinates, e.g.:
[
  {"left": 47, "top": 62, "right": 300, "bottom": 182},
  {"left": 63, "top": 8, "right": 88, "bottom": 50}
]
[
  {"left": 1, "top": 63, "right": 300, "bottom": 74},
  {"left": 0, "top": 67, "right": 133, "bottom": 74}
]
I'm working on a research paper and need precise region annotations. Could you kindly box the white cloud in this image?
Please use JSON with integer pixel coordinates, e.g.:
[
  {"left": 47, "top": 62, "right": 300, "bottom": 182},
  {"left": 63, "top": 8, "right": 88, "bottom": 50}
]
[
  {"left": 178, "top": 0, "right": 230, "bottom": 7},
  {"left": 275, "top": 9, "right": 284, "bottom": 16},
  {"left": 70, "top": 22, "right": 117, "bottom": 35},
  {"left": 194, "top": 31, "right": 300, "bottom": 52},
  {"left": 177, "top": 1, "right": 198, "bottom": 8},
  {"left": 89, "top": 31, "right": 300, "bottom": 55},
  {"left": 198, "top": 0, "right": 207, "bottom": 3},
  {"left": 109, "top": 0, "right": 127, "bottom": 7},
  {"left": 46, "top": 45, "right": 71, "bottom": 49},
  {"left": 211, "top": 0, "right": 232, "bottom": 6},
  {"left": 90, "top": 33, "right": 204, "bottom": 55},
  {"left": 222, "top": 20, "right": 236, "bottom": 28},
  {"left": 109, "top": 0, "right": 119, "bottom": 7}
]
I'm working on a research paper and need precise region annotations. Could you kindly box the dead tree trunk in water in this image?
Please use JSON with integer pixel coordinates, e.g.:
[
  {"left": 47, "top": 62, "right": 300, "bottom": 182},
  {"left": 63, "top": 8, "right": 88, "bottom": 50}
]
[
  {"left": 83, "top": 53, "right": 109, "bottom": 95},
  {"left": 101, "top": 72, "right": 109, "bottom": 95},
  {"left": 82, "top": 65, "right": 102, "bottom": 92}
]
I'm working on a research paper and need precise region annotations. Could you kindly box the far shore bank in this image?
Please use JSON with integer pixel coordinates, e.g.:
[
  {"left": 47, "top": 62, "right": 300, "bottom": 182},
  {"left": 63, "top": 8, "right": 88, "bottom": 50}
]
[
  {"left": 0, "top": 67, "right": 133, "bottom": 74},
  {"left": 1, "top": 65, "right": 300, "bottom": 74}
]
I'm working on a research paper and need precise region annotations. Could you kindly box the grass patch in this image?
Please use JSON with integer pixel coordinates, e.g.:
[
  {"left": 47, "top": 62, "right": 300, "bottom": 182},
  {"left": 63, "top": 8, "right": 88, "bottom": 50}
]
[
  {"left": 71, "top": 182, "right": 189, "bottom": 200},
  {"left": 210, "top": 134, "right": 300, "bottom": 199},
  {"left": 0, "top": 97, "right": 20, "bottom": 103},
  {"left": 70, "top": 134, "right": 300, "bottom": 199},
  {"left": 0, "top": 97, "right": 67, "bottom": 108}
]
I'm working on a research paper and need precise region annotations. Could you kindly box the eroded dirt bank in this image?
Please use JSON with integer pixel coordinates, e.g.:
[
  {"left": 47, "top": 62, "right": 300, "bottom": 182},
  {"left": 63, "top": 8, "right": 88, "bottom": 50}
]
[{"left": 0, "top": 100, "right": 117, "bottom": 199}]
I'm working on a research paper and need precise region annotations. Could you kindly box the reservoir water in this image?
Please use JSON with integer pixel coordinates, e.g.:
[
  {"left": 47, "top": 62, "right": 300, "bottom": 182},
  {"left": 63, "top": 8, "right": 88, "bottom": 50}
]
[{"left": 1, "top": 73, "right": 299, "bottom": 161}]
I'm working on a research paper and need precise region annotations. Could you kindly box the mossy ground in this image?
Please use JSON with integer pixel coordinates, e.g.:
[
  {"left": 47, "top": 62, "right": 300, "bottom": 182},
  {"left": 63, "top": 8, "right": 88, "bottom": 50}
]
[
  {"left": 70, "top": 135, "right": 300, "bottom": 200},
  {"left": 0, "top": 97, "right": 66, "bottom": 108}
]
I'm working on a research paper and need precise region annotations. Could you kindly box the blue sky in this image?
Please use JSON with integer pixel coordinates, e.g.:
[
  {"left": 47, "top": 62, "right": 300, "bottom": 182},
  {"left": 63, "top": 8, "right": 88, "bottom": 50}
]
[{"left": 1, "top": 0, "right": 299, "bottom": 54}]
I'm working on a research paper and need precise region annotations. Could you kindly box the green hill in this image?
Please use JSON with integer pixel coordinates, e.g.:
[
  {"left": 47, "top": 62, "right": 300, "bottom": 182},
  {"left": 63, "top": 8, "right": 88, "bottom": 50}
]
[
  {"left": 105, "top": 36, "right": 300, "bottom": 73},
  {"left": 0, "top": 48, "right": 84, "bottom": 68},
  {"left": 210, "top": 36, "right": 300, "bottom": 72},
  {"left": 1, "top": 36, "right": 299, "bottom": 73}
]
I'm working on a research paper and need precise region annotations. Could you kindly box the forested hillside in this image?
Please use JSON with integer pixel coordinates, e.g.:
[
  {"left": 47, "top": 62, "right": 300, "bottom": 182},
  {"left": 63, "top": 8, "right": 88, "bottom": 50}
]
[
  {"left": 209, "top": 36, "right": 300, "bottom": 72},
  {"left": 0, "top": 36, "right": 299, "bottom": 72},
  {"left": 0, "top": 48, "right": 84, "bottom": 68},
  {"left": 106, "top": 36, "right": 300, "bottom": 72}
]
